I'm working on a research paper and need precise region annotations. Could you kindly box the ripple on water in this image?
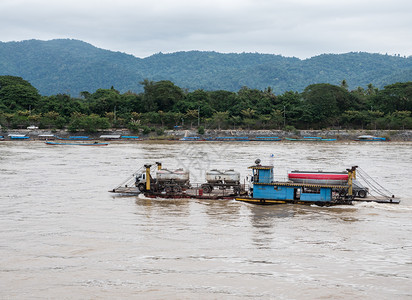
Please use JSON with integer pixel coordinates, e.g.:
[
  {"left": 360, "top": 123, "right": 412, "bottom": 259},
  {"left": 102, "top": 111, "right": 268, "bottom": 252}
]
[{"left": 0, "top": 141, "right": 411, "bottom": 299}]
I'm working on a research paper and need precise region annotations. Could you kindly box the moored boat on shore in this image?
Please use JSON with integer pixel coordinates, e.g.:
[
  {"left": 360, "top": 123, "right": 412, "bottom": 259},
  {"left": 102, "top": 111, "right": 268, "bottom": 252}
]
[
  {"left": 45, "top": 141, "right": 108, "bottom": 146},
  {"left": 354, "top": 135, "right": 386, "bottom": 141},
  {"left": 56, "top": 136, "right": 92, "bottom": 140},
  {"left": 180, "top": 136, "right": 203, "bottom": 141},
  {"left": 100, "top": 134, "right": 121, "bottom": 140},
  {"left": 214, "top": 137, "right": 250, "bottom": 141},
  {"left": 8, "top": 134, "right": 29, "bottom": 140},
  {"left": 250, "top": 137, "right": 281, "bottom": 141},
  {"left": 285, "top": 137, "right": 336, "bottom": 141},
  {"left": 121, "top": 136, "right": 142, "bottom": 140},
  {"left": 38, "top": 134, "right": 55, "bottom": 140}
]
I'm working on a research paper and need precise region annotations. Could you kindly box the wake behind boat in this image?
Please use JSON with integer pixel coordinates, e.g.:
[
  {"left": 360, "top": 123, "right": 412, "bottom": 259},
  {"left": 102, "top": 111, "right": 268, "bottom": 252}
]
[{"left": 45, "top": 141, "right": 108, "bottom": 146}]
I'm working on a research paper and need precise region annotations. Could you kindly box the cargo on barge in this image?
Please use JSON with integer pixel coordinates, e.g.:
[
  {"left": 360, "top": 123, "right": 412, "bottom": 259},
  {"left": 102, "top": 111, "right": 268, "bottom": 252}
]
[
  {"left": 110, "top": 162, "right": 246, "bottom": 199},
  {"left": 110, "top": 159, "right": 399, "bottom": 205}
]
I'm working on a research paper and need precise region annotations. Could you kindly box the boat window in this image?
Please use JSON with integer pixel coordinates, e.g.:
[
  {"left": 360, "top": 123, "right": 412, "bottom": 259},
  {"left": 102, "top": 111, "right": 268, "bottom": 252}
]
[
  {"left": 302, "top": 187, "right": 320, "bottom": 194},
  {"left": 253, "top": 170, "right": 259, "bottom": 183},
  {"left": 294, "top": 188, "right": 301, "bottom": 200}
]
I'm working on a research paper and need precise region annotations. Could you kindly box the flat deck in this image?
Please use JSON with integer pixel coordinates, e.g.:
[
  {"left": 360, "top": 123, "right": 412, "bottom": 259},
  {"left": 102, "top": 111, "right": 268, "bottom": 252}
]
[
  {"left": 110, "top": 186, "right": 246, "bottom": 200},
  {"left": 236, "top": 195, "right": 400, "bottom": 205},
  {"left": 110, "top": 187, "right": 399, "bottom": 204},
  {"left": 110, "top": 186, "right": 141, "bottom": 195}
]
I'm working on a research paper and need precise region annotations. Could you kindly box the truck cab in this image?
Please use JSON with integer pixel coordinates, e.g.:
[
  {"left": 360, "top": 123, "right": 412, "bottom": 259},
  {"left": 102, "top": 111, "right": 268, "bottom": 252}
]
[{"left": 135, "top": 173, "right": 147, "bottom": 191}]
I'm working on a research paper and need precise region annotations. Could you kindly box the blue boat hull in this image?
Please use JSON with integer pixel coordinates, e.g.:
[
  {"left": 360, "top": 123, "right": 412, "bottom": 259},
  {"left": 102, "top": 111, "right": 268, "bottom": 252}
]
[
  {"left": 56, "top": 136, "right": 91, "bottom": 140},
  {"left": 46, "top": 141, "right": 108, "bottom": 146}
]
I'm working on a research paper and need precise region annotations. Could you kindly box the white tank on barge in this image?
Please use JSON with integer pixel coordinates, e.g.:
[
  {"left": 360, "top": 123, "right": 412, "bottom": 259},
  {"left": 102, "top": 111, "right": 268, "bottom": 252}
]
[
  {"left": 135, "top": 165, "right": 190, "bottom": 192},
  {"left": 157, "top": 168, "right": 190, "bottom": 183},
  {"left": 202, "top": 169, "right": 241, "bottom": 194},
  {"left": 205, "top": 169, "right": 240, "bottom": 184}
]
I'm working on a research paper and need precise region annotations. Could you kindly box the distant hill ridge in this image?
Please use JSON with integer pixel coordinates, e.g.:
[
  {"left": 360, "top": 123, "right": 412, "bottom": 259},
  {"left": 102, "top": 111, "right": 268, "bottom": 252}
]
[{"left": 0, "top": 39, "right": 411, "bottom": 96}]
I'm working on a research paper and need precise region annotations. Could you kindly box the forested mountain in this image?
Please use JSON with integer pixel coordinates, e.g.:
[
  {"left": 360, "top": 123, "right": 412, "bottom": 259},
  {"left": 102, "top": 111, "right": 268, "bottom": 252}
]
[{"left": 0, "top": 39, "right": 411, "bottom": 96}]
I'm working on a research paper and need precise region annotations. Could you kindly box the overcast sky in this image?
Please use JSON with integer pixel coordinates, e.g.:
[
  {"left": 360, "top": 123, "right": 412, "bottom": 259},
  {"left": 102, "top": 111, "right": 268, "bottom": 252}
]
[{"left": 1, "top": 0, "right": 411, "bottom": 59}]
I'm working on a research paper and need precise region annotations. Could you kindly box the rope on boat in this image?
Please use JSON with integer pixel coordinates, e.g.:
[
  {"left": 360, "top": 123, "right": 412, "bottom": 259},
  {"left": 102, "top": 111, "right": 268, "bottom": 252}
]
[
  {"left": 357, "top": 167, "right": 393, "bottom": 199},
  {"left": 114, "top": 166, "right": 144, "bottom": 189}
]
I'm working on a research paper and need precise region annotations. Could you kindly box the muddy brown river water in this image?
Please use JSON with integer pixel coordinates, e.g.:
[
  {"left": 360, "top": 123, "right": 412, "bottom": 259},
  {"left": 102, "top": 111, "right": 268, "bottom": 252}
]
[{"left": 1, "top": 141, "right": 411, "bottom": 299}]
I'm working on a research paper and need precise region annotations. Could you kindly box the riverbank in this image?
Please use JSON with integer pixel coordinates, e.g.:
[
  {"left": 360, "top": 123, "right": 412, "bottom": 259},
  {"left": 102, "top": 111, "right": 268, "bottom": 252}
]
[
  {"left": 174, "top": 129, "right": 412, "bottom": 141},
  {"left": 1, "top": 128, "right": 412, "bottom": 141}
]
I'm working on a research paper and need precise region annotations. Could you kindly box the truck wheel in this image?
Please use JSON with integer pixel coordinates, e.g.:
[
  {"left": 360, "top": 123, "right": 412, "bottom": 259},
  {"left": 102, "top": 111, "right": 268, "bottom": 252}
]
[
  {"left": 173, "top": 185, "right": 182, "bottom": 193},
  {"left": 233, "top": 186, "right": 240, "bottom": 195},
  {"left": 203, "top": 185, "right": 212, "bottom": 193},
  {"left": 358, "top": 190, "right": 367, "bottom": 198},
  {"left": 138, "top": 183, "right": 146, "bottom": 192}
]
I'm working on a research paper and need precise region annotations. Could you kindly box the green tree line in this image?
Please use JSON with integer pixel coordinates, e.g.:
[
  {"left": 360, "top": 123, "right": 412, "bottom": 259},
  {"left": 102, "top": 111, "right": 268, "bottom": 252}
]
[{"left": 0, "top": 75, "right": 411, "bottom": 133}]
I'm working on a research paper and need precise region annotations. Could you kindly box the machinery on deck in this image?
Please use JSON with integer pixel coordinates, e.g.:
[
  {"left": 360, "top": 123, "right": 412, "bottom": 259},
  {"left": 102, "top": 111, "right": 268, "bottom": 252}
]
[
  {"left": 288, "top": 170, "right": 369, "bottom": 198},
  {"left": 135, "top": 162, "right": 190, "bottom": 193},
  {"left": 134, "top": 163, "right": 242, "bottom": 195},
  {"left": 201, "top": 169, "right": 241, "bottom": 194}
]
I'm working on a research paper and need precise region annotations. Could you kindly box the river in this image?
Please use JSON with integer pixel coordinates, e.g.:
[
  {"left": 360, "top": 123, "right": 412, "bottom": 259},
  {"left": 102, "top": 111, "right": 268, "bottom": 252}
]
[{"left": 1, "top": 141, "right": 411, "bottom": 299}]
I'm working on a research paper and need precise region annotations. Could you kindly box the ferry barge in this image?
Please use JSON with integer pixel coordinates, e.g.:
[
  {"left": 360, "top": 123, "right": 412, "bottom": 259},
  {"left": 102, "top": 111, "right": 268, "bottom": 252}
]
[{"left": 111, "top": 160, "right": 399, "bottom": 205}]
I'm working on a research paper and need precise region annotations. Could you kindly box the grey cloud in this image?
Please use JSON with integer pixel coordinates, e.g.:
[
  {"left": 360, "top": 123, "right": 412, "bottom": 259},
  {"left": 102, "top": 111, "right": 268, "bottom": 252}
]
[{"left": 0, "top": 0, "right": 411, "bottom": 58}]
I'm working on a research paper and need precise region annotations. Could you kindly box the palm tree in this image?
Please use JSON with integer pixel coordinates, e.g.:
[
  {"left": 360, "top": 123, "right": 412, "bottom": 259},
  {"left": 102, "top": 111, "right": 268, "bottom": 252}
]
[
  {"left": 186, "top": 109, "right": 199, "bottom": 129},
  {"left": 212, "top": 111, "right": 229, "bottom": 130},
  {"left": 230, "top": 116, "right": 242, "bottom": 130},
  {"left": 241, "top": 108, "right": 256, "bottom": 119},
  {"left": 158, "top": 110, "right": 165, "bottom": 127},
  {"left": 271, "top": 109, "right": 283, "bottom": 129},
  {"left": 341, "top": 79, "right": 348, "bottom": 90},
  {"left": 367, "top": 83, "right": 377, "bottom": 96},
  {"left": 241, "top": 108, "right": 256, "bottom": 130}
]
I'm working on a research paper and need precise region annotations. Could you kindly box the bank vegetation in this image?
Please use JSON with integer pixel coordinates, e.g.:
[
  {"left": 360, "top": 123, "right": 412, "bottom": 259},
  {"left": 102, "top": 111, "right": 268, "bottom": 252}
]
[{"left": 0, "top": 76, "right": 411, "bottom": 134}]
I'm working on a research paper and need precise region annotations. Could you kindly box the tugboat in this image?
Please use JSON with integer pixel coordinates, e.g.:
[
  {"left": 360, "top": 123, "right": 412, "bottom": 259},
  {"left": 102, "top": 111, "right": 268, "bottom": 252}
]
[{"left": 236, "top": 159, "right": 400, "bottom": 206}]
